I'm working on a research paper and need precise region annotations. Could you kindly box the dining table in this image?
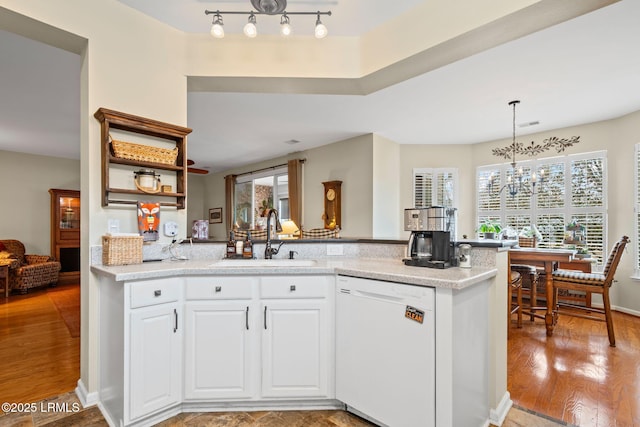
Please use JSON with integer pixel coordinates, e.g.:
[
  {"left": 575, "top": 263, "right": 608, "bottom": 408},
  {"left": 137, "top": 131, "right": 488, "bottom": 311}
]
[{"left": 508, "top": 247, "right": 576, "bottom": 336}]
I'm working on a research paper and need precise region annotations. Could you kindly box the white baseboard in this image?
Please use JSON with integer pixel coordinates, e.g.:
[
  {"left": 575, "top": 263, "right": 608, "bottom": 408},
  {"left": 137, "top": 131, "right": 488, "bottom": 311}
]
[
  {"left": 613, "top": 305, "right": 640, "bottom": 317},
  {"left": 75, "top": 379, "right": 99, "bottom": 408},
  {"left": 489, "top": 391, "right": 512, "bottom": 427}
]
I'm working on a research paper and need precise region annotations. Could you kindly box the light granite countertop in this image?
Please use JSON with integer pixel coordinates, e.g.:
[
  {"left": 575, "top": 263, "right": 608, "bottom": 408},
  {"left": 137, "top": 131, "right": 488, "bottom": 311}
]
[{"left": 91, "top": 257, "right": 497, "bottom": 290}]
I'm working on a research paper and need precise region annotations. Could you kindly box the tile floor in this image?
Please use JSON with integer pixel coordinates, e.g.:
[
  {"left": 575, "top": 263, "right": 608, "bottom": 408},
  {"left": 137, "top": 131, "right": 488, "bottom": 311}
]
[{"left": 0, "top": 392, "right": 567, "bottom": 427}]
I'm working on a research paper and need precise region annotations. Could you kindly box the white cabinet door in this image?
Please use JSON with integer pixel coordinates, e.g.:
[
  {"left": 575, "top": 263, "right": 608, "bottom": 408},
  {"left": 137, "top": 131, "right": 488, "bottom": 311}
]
[
  {"left": 129, "top": 303, "right": 181, "bottom": 421},
  {"left": 261, "top": 299, "right": 329, "bottom": 398},
  {"left": 184, "top": 301, "right": 258, "bottom": 400}
]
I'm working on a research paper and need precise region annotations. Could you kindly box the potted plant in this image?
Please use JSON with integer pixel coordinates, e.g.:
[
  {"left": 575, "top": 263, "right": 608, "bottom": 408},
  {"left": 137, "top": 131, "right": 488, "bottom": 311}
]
[
  {"left": 477, "top": 221, "right": 502, "bottom": 239},
  {"left": 575, "top": 246, "right": 591, "bottom": 259}
]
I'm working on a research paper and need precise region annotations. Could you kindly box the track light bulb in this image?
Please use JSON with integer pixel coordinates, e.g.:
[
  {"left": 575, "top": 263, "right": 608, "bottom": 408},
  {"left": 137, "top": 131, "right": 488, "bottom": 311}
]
[
  {"left": 315, "top": 14, "right": 327, "bottom": 39},
  {"left": 280, "top": 14, "right": 291, "bottom": 36},
  {"left": 244, "top": 13, "right": 257, "bottom": 38},
  {"left": 210, "top": 14, "right": 224, "bottom": 38}
]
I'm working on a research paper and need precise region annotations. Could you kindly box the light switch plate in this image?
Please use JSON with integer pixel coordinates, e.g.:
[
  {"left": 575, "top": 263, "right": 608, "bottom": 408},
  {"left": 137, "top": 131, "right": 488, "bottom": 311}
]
[{"left": 164, "top": 221, "right": 178, "bottom": 237}]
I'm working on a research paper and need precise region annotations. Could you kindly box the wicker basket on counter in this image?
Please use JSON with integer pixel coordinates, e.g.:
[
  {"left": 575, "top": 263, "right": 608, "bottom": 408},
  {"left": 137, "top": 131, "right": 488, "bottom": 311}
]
[
  {"left": 102, "top": 235, "right": 143, "bottom": 266},
  {"left": 110, "top": 135, "right": 178, "bottom": 165},
  {"left": 518, "top": 236, "right": 537, "bottom": 248}
]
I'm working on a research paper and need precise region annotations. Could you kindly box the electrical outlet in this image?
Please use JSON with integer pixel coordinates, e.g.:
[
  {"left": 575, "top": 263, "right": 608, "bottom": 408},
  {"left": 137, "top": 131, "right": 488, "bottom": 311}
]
[
  {"left": 108, "top": 219, "right": 120, "bottom": 234},
  {"left": 327, "top": 244, "right": 344, "bottom": 256},
  {"left": 164, "top": 221, "right": 178, "bottom": 237}
]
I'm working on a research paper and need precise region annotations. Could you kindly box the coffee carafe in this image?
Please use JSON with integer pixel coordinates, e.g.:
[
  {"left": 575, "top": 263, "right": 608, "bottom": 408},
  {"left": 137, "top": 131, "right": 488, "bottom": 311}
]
[{"left": 407, "top": 230, "right": 431, "bottom": 259}]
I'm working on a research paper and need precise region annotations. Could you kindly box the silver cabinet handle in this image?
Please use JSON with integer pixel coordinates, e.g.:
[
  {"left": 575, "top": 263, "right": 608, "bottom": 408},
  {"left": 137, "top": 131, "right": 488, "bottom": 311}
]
[
  {"left": 215, "top": 286, "right": 222, "bottom": 293},
  {"left": 290, "top": 285, "right": 296, "bottom": 292},
  {"left": 246, "top": 306, "right": 249, "bottom": 330},
  {"left": 154, "top": 290, "right": 162, "bottom": 297},
  {"left": 173, "top": 308, "right": 178, "bottom": 333},
  {"left": 264, "top": 306, "right": 267, "bottom": 330}
]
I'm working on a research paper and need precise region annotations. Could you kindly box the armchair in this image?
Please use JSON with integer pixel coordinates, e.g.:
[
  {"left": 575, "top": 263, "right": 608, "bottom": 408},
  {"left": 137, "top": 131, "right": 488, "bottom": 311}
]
[{"left": 0, "top": 239, "right": 61, "bottom": 294}]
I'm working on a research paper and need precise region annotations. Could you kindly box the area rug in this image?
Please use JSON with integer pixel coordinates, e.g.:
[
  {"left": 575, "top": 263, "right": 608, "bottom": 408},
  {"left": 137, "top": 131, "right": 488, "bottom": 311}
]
[{"left": 48, "top": 285, "right": 80, "bottom": 338}]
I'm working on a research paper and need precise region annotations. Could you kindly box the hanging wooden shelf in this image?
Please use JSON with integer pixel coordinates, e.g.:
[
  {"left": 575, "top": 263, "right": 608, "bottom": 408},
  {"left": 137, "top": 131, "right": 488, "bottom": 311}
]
[{"left": 94, "top": 108, "right": 192, "bottom": 209}]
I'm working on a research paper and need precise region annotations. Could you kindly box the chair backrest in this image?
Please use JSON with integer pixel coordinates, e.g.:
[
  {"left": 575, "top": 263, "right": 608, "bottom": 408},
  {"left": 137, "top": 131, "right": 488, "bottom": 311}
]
[
  {"left": 0, "top": 239, "right": 25, "bottom": 264},
  {"left": 603, "top": 236, "right": 630, "bottom": 285}
]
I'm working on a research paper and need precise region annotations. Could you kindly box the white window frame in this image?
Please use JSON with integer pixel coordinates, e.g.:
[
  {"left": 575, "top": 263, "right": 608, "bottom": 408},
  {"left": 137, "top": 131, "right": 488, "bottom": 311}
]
[
  {"left": 477, "top": 151, "right": 607, "bottom": 267},
  {"left": 413, "top": 168, "right": 458, "bottom": 208}
]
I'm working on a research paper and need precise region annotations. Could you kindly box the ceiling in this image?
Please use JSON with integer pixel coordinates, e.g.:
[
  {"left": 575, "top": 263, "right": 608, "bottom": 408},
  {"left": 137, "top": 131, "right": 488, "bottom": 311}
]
[{"left": 1, "top": 0, "right": 639, "bottom": 174}]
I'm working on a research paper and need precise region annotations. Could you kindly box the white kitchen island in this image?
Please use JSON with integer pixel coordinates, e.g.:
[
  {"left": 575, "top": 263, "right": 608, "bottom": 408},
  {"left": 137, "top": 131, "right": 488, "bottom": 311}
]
[{"left": 92, "top": 247, "right": 510, "bottom": 427}]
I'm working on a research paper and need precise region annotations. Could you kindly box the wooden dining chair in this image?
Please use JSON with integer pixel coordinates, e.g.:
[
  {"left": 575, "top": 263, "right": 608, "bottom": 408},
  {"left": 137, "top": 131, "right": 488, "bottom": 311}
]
[
  {"left": 510, "top": 270, "right": 523, "bottom": 331},
  {"left": 511, "top": 264, "right": 540, "bottom": 322},
  {"left": 551, "top": 235, "right": 629, "bottom": 347}
]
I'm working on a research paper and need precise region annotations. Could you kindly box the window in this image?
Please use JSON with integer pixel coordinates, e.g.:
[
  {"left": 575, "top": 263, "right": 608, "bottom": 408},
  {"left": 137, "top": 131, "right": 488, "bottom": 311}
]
[
  {"left": 234, "top": 167, "right": 288, "bottom": 230},
  {"left": 413, "top": 168, "right": 458, "bottom": 208},
  {"left": 477, "top": 151, "right": 607, "bottom": 266}
]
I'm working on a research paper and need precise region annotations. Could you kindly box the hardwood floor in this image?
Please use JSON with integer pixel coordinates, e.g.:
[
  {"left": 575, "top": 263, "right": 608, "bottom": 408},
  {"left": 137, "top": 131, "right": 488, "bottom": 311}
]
[
  {"left": 0, "top": 284, "right": 80, "bottom": 404},
  {"left": 508, "top": 308, "right": 640, "bottom": 426},
  {"left": 2, "top": 284, "right": 638, "bottom": 426}
]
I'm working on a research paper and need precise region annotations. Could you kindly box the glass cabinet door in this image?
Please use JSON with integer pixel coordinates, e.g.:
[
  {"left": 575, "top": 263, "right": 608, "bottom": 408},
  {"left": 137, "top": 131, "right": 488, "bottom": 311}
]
[{"left": 59, "top": 196, "right": 80, "bottom": 230}]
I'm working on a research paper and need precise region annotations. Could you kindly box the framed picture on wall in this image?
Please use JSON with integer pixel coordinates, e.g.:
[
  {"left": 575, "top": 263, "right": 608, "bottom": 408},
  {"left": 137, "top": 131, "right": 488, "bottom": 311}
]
[{"left": 209, "top": 207, "right": 222, "bottom": 224}]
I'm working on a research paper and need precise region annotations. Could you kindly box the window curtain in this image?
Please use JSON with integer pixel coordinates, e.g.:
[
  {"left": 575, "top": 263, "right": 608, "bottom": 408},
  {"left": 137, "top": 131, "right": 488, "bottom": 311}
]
[
  {"left": 288, "top": 159, "right": 303, "bottom": 230},
  {"left": 224, "top": 174, "right": 237, "bottom": 232}
]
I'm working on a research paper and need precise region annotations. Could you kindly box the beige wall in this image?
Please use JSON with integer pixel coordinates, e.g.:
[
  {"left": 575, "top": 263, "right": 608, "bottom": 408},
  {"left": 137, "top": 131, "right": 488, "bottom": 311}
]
[
  {"left": 372, "top": 134, "right": 401, "bottom": 238},
  {"left": 303, "top": 134, "right": 373, "bottom": 237},
  {"left": 0, "top": 150, "right": 80, "bottom": 254},
  {"left": 186, "top": 173, "right": 207, "bottom": 235}
]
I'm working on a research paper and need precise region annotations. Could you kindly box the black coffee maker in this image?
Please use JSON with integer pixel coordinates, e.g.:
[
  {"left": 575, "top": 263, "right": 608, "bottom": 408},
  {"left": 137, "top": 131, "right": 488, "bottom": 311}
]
[{"left": 403, "top": 207, "right": 457, "bottom": 269}]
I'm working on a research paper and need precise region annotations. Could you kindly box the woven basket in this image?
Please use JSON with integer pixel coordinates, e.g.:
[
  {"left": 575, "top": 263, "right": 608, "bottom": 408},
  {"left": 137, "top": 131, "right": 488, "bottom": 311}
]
[
  {"left": 518, "top": 236, "right": 537, "bottom": 248},
  {"left": 102, "top": 235, "right": 143, "bottom": 266},
  {"left": 301, "top": 228, "right": 338, "bottom": 239},
  {"left": 110, "top": 136, "right": 178, "bottom": 165}
]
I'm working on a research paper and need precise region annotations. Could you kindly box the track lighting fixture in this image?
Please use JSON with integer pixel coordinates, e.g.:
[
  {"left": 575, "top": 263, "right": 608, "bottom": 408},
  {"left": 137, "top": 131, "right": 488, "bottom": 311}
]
[{"left": 205, "top": 0, "right": 331, "bottom": 39}]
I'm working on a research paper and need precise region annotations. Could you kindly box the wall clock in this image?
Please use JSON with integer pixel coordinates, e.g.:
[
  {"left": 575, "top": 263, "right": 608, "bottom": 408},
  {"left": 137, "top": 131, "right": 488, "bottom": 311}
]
[{"left": 322, "top": 180, "right": 342, "bottom": 230}]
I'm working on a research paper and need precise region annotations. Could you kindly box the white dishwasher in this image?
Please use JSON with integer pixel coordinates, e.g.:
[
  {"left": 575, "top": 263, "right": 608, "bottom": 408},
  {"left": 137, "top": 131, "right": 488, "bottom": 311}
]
[{"left": 336, "top": 275, "right": 435, "bottom": 427}]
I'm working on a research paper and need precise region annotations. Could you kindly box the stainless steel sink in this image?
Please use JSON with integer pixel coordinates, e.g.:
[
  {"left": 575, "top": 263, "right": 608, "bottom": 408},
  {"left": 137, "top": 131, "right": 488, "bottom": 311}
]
[{"left": 212, "top": 259, "right": 318, "bottom": 267}]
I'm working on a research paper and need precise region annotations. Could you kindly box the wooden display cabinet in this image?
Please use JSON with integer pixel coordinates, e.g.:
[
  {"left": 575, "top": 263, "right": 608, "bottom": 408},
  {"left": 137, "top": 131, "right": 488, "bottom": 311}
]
[
  {"left": 50, "top": 188, "right": 80, "bottom": 284},
  {"left": 94, "top": 108, "right": 192, "bottom": 209}
]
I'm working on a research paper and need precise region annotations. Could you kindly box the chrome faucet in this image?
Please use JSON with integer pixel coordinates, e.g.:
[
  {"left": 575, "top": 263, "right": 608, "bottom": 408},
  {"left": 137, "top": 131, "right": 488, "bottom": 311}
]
[{"left": 265, "top": 209, "right": 284, "bottom": 259}]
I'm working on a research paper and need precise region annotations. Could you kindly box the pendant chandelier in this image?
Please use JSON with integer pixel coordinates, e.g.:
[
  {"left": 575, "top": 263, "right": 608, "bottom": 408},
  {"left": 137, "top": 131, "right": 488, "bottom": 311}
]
[
  {"left": 205, "top": 0, "right": 331, "bottom": 39},
  {"left": 488, "top": 100, "right": 580, "bottom": 198}
]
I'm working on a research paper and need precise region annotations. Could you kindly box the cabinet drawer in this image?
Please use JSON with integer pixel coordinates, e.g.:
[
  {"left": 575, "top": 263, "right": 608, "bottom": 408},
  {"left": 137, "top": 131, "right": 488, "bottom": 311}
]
[
  {"left": 130, "top": 278, "right": 181, "bottom": 309},
  {"left": 185, "top": 276, "right": 256, "bottom": 300},
  {"left": 261, "top": 276, "right": 329, "bottom": 299}
]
